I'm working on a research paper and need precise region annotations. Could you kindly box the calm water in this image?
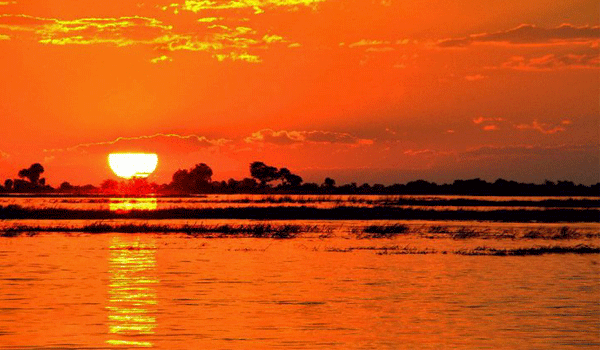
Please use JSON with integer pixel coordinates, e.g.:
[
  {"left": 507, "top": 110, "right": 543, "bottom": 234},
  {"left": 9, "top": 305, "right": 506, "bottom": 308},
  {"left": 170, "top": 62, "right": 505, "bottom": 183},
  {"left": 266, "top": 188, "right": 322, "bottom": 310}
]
[{"left": 0, "top": 196, "right": 598, "bottom": 349}]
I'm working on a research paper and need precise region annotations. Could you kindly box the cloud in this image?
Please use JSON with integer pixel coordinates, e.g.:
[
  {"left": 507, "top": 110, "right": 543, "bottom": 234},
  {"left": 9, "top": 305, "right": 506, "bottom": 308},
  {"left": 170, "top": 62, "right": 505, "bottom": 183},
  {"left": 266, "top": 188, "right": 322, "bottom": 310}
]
[
  {"left": 348, "top": 39, "right": 391, "bottom": 48},
  {"left": 472, "top": 117, "right": 504, "bottom": 124},
  {"left": 514, "top": 120, "right": 567, "bottom": 134},
  {"left": 465, "top": 74, "right": 486, "bottom": 81},
  {"left": 214, "top": 51, "right": 262, "bottom": 63},
  {"left": 0, "top": 14, "right": 289, "bottom": 62},
  {"left": 499, "top": 54, "right": 599, "bottom": 71},
  {"left": 165, "top": 0, "right": 325, "bottom": 15},
  {"left": 44, "top": 133, "right": 230, "bottom": 155},
  {"left": 0, "top": 150, "right": 9, "bottom": 159},
  {"left": 197, "top": 17, "right": 222, "bottom": 23},
  {"left": 403, "top": 149, "right": 437, "bottom": 156},
  {"left": 438, "top": 24, "right": 600, "bottom": 47},
  {"left": 150, "top": 55, "right": 173, "bottom": 63},
  {"left": 0, "top": 14, "right": 172, "bottom": 46},
  {"left": 462, "top": 143, "right": 595, "bottom": 159},
  {"left": 244, "top": 129, "right": 373, "bottom": 145},
  {"left": 263, "top": 34, "right": 284, "bottom": 43},
  {"left": 473, "top": 117, "right": 571, "bottom": 134}
]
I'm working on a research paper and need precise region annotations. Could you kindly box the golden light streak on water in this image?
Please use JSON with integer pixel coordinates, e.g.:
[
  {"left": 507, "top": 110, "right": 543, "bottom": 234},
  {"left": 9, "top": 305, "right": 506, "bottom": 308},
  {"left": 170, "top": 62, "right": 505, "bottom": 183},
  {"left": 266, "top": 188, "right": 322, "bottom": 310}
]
[
  {"left": 109, "top": 198, "right": 158, "bottom": 212},
  {"left": 107, "top": 236, "right": 159, "bottom": 347}
]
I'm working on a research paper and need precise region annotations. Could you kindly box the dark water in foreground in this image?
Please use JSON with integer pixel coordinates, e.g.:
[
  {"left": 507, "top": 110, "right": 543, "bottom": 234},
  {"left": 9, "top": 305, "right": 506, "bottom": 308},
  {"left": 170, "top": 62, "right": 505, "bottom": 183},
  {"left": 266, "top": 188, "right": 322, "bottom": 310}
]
[{"left": 0, "top": 224, "right": 598, "bottom": 349}]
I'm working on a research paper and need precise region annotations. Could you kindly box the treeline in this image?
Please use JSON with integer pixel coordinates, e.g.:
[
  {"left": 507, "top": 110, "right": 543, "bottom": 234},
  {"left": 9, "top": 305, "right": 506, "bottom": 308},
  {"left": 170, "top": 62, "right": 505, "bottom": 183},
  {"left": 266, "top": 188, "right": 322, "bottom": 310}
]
[{"left": 1, "top": 161, "right": 599, "bottom": 196}]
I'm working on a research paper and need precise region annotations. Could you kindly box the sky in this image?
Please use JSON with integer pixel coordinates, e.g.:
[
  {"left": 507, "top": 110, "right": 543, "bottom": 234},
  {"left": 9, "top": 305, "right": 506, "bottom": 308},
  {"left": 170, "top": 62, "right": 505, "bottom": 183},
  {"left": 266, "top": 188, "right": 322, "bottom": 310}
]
[{"left": 0, "top": 0, "right": 598, "bottom": 186}]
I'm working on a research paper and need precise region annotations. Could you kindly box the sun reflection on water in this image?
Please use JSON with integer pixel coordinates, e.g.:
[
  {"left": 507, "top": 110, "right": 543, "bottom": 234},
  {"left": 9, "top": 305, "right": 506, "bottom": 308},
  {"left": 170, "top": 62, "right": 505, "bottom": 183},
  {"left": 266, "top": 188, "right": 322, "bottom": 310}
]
[
  {"left": 109, "top": 198, "right": 158, "bottom": 212},
  {"left": 107, "top": 236, "right": 159, "bottom": 348}
]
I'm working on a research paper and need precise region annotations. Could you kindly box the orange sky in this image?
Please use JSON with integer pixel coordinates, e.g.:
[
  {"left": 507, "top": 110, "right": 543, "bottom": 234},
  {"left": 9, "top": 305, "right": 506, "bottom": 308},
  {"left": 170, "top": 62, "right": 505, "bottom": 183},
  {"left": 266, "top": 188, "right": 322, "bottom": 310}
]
[{"left": 0, "top": 0, "right": 598, "bottom": 185}]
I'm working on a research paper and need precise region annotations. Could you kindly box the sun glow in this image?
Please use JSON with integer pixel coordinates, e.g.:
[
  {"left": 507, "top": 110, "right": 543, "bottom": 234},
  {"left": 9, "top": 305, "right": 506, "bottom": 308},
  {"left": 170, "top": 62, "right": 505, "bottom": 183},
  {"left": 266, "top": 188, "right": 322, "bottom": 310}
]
[{"left": 108, "top": 153, "right": 158, "bottom": 179}]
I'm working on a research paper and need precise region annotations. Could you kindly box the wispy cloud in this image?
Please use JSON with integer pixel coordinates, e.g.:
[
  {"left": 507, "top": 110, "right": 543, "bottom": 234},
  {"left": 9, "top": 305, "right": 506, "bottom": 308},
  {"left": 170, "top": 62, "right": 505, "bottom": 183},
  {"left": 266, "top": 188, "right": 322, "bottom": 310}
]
[
  {"left": 465, "top": 74, "right": 486, "bottom": 81},
  {"left": 462, "top": 143, "right": 594, "bottom": 159},
  {"left": 514, "top": 120, "right": 567, "bottom": 134},
  {"left": 438, "top": 24, "right": 600, "bottom": 47},
  {"left": 150, "top": 55, "right": 173, "bottom": 63},
  {"left": 472, "top": 116, "right": 571, "bottom": 134},
  {"left": 0, "top": 14, "right": 172, "bottom": 46},
  {"left": 244, "top": 129, "right": 373, "bottom": 145},
  {"left": 0, "top": 13, "right": 290, "bottom": 62},
  {"left": 44, "top": 133, "right": 230, "bottom": 154},
  {"left": 499, "top": 54, "right": 599, "bottom": 71},
  {"left": 473, "top": 117, "right": 504, "bottom": 125},
  {"left": 348, "top": 39, "right": 391, "bottom": 48},
  {"left": 164, "top": 0, "right": 325, "bottom": 15}
]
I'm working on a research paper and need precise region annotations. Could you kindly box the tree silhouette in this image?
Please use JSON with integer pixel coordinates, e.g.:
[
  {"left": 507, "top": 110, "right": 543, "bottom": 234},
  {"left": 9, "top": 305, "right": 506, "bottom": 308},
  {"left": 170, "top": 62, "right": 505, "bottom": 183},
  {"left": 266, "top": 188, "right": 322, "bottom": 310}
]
[
  {"left": 4, "top": 179, "right": 13, "bottom": 191},
  {"left": 250, "top": 162, "right": 279, "bottom": 186},
  {"left": 189, "top": 163, "right": 213, "bottom": 183},
  {"left": 59, "top": 182, "right": 73, "bottom": 192},
  {"left": 18, "top": 163, "right": 44, "bottom": 184},
  {"left": 100, "top": 179, "right": 119, "bottom": 193},
  {"left": 170, "top": 163, "right": 213, "bottom": 193},
  {"left": 278, "top": 168, "right": 303, "bottom": 187},
  {"left": 322, "top": 177, "right": 336, "bottom": 188}
]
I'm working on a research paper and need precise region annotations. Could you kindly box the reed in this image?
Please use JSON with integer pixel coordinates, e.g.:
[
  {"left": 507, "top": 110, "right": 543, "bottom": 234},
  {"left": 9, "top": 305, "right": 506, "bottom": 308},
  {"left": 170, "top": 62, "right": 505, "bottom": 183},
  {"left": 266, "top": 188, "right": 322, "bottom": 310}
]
[
  {"left": 0, "top": 222, "right": 315, "bottom": 238},
  {"left": 359, "top": 224, "right": 410, "bottom": 238},
  {"left": 523, "top": 227, "right": 582, "bottom": 240},
  {"left": 455, "top": 245, "right": 600, "bottom": 256},
  {"left": 451, "top": 227, "right": 481, "bottom": 239}
]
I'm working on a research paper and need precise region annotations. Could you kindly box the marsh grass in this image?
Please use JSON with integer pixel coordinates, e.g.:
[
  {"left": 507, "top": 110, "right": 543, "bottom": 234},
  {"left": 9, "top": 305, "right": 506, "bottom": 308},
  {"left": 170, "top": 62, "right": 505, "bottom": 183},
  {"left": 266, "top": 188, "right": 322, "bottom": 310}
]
[
  {"left": 326, "top": 244, "right": 598, "bottom": 255},
  {"left": 428, "top": 225, "right": 449, "bottom": 234},
  {"left": 325, "top": 245, "right": 435, "bottom": 254},
  {"left": 0, "top": 222, "right": 318, "bottom": 239},
  {"left": 452, "top": 227, "right": 482, "bottom": 239},
  {"left": 455, "top": 245, "right": 600, "bottom": 256},
  {"left": 356, "top": 224, "right": 410, "bottom": 238},
  {"left": 376, "top": 247, "right": 438, "bottom": 255},
  {"left": 523, "top": 226, "right": 584, "bottom": 240}
]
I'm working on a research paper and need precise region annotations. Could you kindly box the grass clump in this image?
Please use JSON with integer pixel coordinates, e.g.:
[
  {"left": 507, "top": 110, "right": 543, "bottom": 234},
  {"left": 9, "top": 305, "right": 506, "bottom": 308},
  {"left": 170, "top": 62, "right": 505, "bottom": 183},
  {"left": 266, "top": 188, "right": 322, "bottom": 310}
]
[
  {"left": 376, "top": 247, "right": 437, "bottom": 255},
  {"left": 455, "top": 245, "right": 600, "bottom": 256},
  {"left": 0, "top": 222, "right": 313, "bottom": 239},
  {"left": 452, "top": 227, "right": 481, "bottom": 239},
  {"left": 523, "top": 226, "right": 581, "bottom": 240},
  {"left": 359, "top": 224, "right": 410, "bottom": 238},
  {"left": 428, "top": 225, "right": 449, "bottom": 234}
]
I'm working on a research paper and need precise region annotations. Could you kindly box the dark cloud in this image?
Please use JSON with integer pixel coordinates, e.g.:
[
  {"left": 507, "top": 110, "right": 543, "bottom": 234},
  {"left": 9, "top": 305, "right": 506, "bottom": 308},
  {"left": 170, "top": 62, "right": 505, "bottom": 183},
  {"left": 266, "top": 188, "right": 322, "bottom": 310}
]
[
  {"left": 438, "top": 24, "right": 600, "bottom": 47},
  {"left": 500, "top": 53, "right": 599, "bottom": 70},
  {"left": 461, "top": 144, "right": 595, "bottom": 158}
]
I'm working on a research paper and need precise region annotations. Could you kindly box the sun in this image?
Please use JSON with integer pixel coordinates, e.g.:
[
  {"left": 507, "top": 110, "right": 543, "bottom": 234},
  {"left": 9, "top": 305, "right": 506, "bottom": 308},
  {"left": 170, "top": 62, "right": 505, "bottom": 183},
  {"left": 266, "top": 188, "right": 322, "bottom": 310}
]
[{"left": 108, "top": 153, "right": 158, "bottom": 179}]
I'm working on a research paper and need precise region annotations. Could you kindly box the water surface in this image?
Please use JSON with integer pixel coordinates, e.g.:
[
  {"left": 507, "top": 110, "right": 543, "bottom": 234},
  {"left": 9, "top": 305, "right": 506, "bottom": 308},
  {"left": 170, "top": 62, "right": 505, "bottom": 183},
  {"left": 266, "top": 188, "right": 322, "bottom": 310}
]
[{"left": 0, "top": 226, "right": 598, "bottom": 349}]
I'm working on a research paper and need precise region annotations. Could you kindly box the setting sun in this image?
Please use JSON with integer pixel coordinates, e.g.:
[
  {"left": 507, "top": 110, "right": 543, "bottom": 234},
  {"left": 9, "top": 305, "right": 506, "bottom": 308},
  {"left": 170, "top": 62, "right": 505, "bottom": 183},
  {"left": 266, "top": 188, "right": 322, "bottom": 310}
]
[{"left": 108, "top": 153, "right": 158, "bottom": 179}]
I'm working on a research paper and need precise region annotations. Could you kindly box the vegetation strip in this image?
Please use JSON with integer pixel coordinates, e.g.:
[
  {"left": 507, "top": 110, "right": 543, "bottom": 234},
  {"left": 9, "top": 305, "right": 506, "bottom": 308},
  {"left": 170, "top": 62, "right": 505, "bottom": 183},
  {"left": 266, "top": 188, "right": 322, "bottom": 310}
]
[
  {"left": 326, "top": 245, "right": 599, "bottom": 255},
  {"left": 454, "top": 245, "right": 600, "bottom": 256},
  {"left": 0, "top": 205, "right": 598, "bottom": 222},
  {"left": 0, "top": 223, "right": 315, "bottom": 238}
]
